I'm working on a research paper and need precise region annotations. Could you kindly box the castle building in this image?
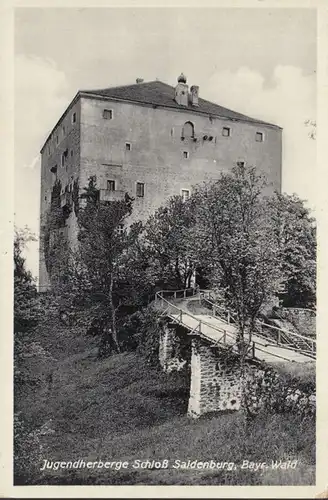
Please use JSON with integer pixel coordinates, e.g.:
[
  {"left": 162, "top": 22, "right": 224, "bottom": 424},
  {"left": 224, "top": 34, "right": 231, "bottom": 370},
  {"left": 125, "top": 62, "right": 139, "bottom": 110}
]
[{"left": 39, "top": 73, "right": 282, "bottom": 290}]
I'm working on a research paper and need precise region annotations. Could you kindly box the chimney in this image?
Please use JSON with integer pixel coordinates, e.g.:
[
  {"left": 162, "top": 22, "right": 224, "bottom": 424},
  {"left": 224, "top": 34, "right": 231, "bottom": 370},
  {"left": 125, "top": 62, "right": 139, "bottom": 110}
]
[
  {"left": 190, "top": 85, "right": 199, "bottom": 106},
  {"left": 174, "top": 73, "right": 188, "bottom": 106},
  {"left": 136, "top": 78, "right": 144, "bottom": 84}
]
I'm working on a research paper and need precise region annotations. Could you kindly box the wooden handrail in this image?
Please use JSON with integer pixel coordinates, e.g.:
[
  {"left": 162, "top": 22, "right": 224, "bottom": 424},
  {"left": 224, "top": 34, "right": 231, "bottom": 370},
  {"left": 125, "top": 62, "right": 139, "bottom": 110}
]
[{"left": 156, "top": 288, "right": 316, "bottom": 361}]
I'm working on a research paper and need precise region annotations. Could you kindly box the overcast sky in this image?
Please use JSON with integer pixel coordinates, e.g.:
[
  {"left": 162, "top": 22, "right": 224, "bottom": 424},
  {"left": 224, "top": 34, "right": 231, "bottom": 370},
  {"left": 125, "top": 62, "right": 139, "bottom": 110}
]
[{"left": 14, "top": 7, "right": 317, "bottom": 277}]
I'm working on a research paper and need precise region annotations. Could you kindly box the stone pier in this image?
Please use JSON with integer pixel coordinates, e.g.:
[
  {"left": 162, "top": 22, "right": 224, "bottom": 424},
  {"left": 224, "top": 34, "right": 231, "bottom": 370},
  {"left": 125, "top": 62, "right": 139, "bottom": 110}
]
[
  {"left": 187, "top": 338, "right": 242, "bottom": 418},
  {"left": 158, "top": 321, "right": 188, "bottom": 373}
]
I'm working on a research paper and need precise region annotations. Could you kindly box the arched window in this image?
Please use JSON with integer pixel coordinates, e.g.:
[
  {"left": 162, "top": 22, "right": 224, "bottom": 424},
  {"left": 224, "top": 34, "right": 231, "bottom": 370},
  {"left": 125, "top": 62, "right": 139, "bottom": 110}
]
[{"left": 182, "top": 121, "right": 195, "bottom": 139}]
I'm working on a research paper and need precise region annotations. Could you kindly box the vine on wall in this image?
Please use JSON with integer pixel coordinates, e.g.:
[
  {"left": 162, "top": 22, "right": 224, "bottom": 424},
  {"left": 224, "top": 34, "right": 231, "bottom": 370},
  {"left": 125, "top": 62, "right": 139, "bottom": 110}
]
[{"left": 42, "top": 180, "right": 72, "bottom": 278}]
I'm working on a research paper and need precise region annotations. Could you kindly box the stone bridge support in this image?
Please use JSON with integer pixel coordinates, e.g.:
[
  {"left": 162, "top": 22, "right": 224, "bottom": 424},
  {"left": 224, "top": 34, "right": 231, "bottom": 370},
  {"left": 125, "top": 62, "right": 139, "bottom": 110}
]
[
  {"left": 158, "top": 321, "right": 188, "bottom": 373},
  {"left": 187, "top": 337, "right": 242, "bottom": 418}
]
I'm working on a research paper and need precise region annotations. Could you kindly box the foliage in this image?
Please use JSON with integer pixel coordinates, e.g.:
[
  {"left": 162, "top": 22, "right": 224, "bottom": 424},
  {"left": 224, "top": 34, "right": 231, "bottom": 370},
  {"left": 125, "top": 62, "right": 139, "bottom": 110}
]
[
  {"left": 192, "top": 164, "right": 281, "bottom": 346},
  {"left": 267, "top": 192, "right": 316, "bottom": 308},
  {"left": 56, "top": 176, "right": 146, "bottom": 356},
  {"left": 142, "top": 195, "right": 197, "bottom": 290},
  {"left": 14, "top": 228, "right": 55, "bottom": 483},
  {"left": 42, "top": 179, "right": 71, "bottom": 278},
  {"left": 14, "top": 227, "right": 39, "bottom": 334}
]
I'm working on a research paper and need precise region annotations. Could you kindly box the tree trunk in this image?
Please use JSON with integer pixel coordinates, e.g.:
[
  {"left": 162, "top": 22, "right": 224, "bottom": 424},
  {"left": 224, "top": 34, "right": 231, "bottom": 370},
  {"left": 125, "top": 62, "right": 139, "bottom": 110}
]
[{"left": 109, "top": 274, "right": 120, "bottom": 353}]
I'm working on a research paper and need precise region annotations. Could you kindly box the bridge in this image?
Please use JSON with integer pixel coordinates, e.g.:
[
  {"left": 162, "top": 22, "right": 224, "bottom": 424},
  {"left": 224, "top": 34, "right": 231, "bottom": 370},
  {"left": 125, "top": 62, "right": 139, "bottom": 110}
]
[{"left": 154, "top": 288, "right": 316, "bottom": 418}]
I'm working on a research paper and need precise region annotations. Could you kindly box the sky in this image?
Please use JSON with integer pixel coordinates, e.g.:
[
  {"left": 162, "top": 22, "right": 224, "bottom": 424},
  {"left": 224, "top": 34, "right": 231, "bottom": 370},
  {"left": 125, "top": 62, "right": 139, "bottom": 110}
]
[{"left": 14, "top": 7, "right": 317, "bottom": 278}]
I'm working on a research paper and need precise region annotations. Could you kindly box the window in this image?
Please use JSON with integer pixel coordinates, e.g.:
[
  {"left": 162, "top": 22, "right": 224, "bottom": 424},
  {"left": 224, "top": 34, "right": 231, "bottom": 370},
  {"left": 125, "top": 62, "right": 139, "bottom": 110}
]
[
  {"left": 182, "top": 121, "right": 195, "bottom": 139},
  {"left": 136, "top": 182, "right": 145, "bottom": 198},
  {"left": 183, "top": 151, "right": 189, "bottom": 159},
  {"left": 256, "top": 132, "right": 264, "bottom": 142},
  {"left": 56, "top": 135, "right": 59, "bottom": 144},
  {"left": 72, "top": 112, "right": 76, "bottom": 123},
  {"left": 117, "top": 224, "right": 124, "bottom": 235},
  {"left": 103, "top": 109, "right": 113, "bottom": 120},
  {"left": 62, "top": 125, "right": 66, "bottom": 136},
  {"left": 61, "top": 149, "right": 68, "bottom": 167},
  {"left": 181, "top": 189, "right": 190, "bottom": 202},
  {"left": 71, "top": 150, "right": 73, "bottom": 157},
  {"left": 237, "top": 161, "right": 245, "bottom": 168},
  {"left": 107, "top": 180, "right": 116, "bottom": 191},
  {"left": 125, "top": 142, "right": 131, "bottom": 151},
  {"left": 222, "top": 127, "right": 231, "bottom": 137}
]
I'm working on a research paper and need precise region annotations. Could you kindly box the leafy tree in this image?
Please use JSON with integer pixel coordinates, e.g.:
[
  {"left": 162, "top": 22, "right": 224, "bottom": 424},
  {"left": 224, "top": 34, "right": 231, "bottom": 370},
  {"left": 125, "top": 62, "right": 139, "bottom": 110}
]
[
  {"left": 142, "top": 195, "right": 197, "bottom": 290},
  {"left": 268, "top": 192, "right": 316, "bottom": 308},
  {"left": 64, "top": 176, "right": 145, "bottom": 356},
  {"left": 14, "top": 228, "right": 55, "bottom": 483},
  {"left": 14, "top": 227, "right": 39, "bottom": 335},
  {"left": 192, "top": 164, "right": 282, "bottom": 346}
]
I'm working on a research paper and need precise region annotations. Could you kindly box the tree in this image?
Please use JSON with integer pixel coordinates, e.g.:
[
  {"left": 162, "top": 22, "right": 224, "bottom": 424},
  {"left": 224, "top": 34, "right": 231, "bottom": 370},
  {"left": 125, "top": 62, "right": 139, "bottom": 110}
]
[
  {"left": 142, "top": 195, "right": 197, "bottom": 290},
  {"left": 190, "top": 165, "right": 283, "bottom": 420},
  {"left": 267, "top": 192, "right": 316, "bottom": 308},
  {"left": 14, "top": 227, "right": 40, "bottom": 337},
  {"left": 192, "top": 164, "right": 282, "bottom": 346},
  {"left": 67, "top": 176, "right": 144, "bottom": 356}
]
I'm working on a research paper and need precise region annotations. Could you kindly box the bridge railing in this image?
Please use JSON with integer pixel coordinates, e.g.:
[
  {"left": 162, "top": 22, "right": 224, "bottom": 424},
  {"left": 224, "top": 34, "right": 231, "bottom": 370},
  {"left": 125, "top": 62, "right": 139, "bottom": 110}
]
[
  {"left": 197, "top": 291, "right": 316, "bottom": 359},
  {"left": 155, "top": 290, "right": 301, "bottom": 363}
]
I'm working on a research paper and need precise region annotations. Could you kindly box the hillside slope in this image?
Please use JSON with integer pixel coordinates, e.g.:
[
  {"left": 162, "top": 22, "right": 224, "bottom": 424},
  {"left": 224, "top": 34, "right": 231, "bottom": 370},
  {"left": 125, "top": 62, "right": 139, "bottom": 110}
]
[{"left": 15, "top": 317, "right": 315, "bottom": 486}]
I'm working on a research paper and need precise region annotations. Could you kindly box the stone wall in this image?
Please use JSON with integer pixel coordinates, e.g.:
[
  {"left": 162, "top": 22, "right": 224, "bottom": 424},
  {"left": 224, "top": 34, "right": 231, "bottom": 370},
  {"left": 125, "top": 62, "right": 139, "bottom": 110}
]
[
  {"left": 188, "top": 338, "right": 242, "bottom": 418},
  {"left": 39, "top": 99, "right": 82, "bottom": 290},
  {"left": 277, "top": 307, "right": 316, "bottom": 338},
  {"left": 158, "top": 322, "right": 190, "bottom": 373},
  {"left": 80, "top": 96, "right": 282, "bottom": 227},
  {"left": 158, "top": 322, "right": 315, "bottom": 420}
]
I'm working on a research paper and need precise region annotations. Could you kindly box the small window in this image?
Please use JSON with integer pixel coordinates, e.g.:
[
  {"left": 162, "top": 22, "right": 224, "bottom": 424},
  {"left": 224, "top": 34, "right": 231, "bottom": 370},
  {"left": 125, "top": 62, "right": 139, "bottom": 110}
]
[
  {"left": 181, "top": 189, "right": 190, "bottom": 202},
  {"left": 117, "top": 224, "right": 124, "bottom": 235},
  {"left": 183, "top": 151, "right": 189, "bottom": 159},
  {"left": 256, "top": 132, "right": 264, "bottom": 142},
  {"left": 182, "top": 121, "right": 195, "bottom": 139},
  {"left": 71, "top": 150, "right": 73, "bottom": 157},
  {"left": 237, "top": 161, "right": 245, "bottom": 168},
  {"left": 103, "top": 109, "right": 113, "bottom": 120},
  {"left": 107, "top": 180, "right": 116, "bottom": 191},
  {"left": 136, "top": 182, "right": 145, "bottom": 198},
  {"left": 56, "top": 135, "right": 59, "bottom": 144},
  {"left": 61, "top": 149, "right": 68, "bottom": 167},
  {"left": 72, "top": 112, "right": 76, "bottom": 123},
  {"left": 125, "top": 142, "right": 131, "bottom": 151},
  {"left": 222, "top": 127, "right": 231, "bottom": 137},
  {"left": 62, "top": 125, "right": 66, "bottom": 136}
]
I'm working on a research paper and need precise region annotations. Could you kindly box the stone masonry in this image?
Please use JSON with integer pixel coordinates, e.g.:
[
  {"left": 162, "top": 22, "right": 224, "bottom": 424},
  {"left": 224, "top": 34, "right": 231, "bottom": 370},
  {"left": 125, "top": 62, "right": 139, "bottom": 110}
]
[
  {"left": 187, "top": 338, "right": 242, "bottom": 417},
  {"left": 159, "top": 320, "right": 315, "bottom": 420}
]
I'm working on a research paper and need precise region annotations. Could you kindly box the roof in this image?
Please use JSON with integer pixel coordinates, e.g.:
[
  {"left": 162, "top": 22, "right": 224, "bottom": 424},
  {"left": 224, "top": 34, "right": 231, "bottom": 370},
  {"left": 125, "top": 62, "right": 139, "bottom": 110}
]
[
  {"left": 41, "top": 79, "right": 281, "bottom": 152},
  {"left": 81, "top": 80, "right": 280, "bottom": 128}
]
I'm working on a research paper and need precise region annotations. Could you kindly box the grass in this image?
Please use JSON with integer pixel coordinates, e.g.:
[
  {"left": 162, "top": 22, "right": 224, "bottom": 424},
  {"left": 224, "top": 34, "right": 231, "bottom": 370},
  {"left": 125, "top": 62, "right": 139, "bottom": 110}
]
[{"left": 15, "top": 315, "right": 315, "bottom": 486}]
